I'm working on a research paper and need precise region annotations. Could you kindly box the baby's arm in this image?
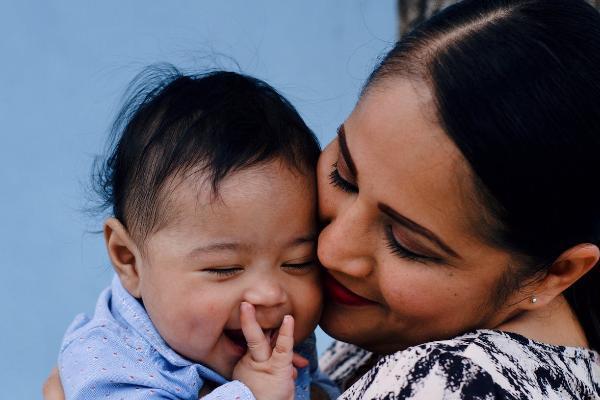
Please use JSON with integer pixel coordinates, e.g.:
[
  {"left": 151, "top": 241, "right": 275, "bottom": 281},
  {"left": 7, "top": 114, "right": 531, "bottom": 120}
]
[
  {"left": 229, "top": 302, "right": 299, "bottom": 400},
  {"left": 59, "top": 333, "right": 180, "bottom": 399},
  {"left": 59, "top": 327, "right": 254, "bottom": 400},
  {"left": 44, "top": 365, "right": 256, "bottom": 400}
]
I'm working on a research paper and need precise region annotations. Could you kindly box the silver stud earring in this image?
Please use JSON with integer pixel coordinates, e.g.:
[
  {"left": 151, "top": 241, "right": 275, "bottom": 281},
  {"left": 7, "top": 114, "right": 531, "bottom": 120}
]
[{"left": 531, "top": 296, "right": 538, "bottom": 304}]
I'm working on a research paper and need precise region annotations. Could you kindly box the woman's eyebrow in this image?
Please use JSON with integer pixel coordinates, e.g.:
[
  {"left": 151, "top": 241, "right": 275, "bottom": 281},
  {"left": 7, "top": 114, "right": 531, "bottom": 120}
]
[
  {"left": 337, "top": 124, "right": 357, "bottom": 177},
  {"left": 378, "top": 203, "right": 462, "bottom": 259}
]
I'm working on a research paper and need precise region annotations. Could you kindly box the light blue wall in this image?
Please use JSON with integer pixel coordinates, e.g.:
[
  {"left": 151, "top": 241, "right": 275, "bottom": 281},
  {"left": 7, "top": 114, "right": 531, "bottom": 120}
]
[{"left": 0, "top": 1, "right": 395, "bottom": 397}]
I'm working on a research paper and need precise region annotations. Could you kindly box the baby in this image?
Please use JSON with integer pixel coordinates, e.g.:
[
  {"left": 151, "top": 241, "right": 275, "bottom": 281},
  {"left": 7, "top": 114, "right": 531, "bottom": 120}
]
[{"left": 58, "top": 66, "right": 338, "bottom": 400}]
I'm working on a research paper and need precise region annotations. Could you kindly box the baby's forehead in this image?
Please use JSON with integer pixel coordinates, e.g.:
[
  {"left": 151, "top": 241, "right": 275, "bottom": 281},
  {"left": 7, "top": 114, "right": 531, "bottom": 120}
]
[{"left": 154, "top": 160, "right": 317, "bottom": 233}]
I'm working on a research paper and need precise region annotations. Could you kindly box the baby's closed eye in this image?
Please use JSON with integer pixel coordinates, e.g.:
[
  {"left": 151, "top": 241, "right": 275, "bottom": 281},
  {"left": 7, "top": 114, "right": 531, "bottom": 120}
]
[
  {"left": 203, "top": 266, "right": 244, "bottom": 277},
  {"left": 282, "top": 259, "right": 318, "bottom": 273}
]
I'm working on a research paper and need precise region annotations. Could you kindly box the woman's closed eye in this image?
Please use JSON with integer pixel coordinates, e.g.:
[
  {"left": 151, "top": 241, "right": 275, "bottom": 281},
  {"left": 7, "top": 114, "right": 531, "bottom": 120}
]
[
  {"left": 384, "top": 225, "right": 442, "bottom": 264},
  {"left": 329, "top": 162, "right": 358, "bottom": 193}
]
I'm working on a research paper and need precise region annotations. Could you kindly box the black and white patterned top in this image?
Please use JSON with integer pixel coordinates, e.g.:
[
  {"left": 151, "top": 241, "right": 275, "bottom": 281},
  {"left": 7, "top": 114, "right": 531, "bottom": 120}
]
[{"left": 319, "top": 329, "right": 600, "bottom": 399}]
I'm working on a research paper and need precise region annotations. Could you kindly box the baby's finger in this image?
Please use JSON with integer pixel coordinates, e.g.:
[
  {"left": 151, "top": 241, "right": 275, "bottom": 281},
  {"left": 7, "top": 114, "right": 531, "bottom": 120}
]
[
  {"left": 240, "top": 302, "right": 271, "bottom": 362},
  {"left": 292, "top": 353, "right": 309, "bottom": 369},
  {"left": 271, "top": 315, "right": 295, "bottom": 368}
]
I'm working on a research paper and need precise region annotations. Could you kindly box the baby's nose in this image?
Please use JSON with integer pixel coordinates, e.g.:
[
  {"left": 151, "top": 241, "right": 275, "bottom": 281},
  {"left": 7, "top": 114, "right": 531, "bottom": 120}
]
[
  {"left": 252, "top": 307, "right": 288, "bottom": 331},
  {"left": 242, "top": 277, "right": 288, "bottom": 308}
]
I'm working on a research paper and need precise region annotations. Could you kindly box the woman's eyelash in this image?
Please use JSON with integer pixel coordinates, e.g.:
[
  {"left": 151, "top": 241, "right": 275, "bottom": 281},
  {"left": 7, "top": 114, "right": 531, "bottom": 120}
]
[
  {"left": 329, "top": 163, "right": 358, "bottom": 193},
  {"left": 384, "top": 225, "right": 439, "bottom": 264}
]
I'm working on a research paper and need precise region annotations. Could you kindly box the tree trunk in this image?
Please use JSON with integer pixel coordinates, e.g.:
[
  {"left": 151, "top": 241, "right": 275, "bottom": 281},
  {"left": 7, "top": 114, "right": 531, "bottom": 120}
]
[{"left": 397, "top": 0, "right": 600, "bottom": 37}]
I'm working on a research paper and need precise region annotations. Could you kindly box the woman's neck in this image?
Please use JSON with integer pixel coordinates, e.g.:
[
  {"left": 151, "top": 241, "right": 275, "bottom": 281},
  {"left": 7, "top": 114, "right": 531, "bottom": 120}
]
[{"left": 496, "top": 294, "right": 590, "bottom": 349}]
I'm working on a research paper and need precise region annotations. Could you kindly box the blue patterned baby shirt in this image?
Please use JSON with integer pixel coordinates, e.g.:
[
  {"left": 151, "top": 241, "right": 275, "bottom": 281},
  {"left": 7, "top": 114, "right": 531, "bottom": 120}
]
[{"left": 59, "top": 275, "right": 339, "bottom": 400}]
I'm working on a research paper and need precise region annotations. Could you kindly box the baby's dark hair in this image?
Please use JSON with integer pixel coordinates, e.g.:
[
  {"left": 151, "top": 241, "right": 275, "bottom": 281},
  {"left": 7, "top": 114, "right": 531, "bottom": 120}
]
[{"left": 93, "top": 65, "right": 321, "bottom": 243}]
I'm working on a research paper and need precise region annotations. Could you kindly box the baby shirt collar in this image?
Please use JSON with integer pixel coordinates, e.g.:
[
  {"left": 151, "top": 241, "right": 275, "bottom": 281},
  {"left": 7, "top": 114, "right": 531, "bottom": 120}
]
[{"left": 109, "top": 274, "right": 227, "bottom": 385}]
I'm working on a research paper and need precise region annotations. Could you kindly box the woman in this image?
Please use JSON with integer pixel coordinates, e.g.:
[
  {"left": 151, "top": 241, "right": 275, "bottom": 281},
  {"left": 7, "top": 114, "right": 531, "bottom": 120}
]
[{"left": 45, "top": 0, "right": 600, "bottom": 398}]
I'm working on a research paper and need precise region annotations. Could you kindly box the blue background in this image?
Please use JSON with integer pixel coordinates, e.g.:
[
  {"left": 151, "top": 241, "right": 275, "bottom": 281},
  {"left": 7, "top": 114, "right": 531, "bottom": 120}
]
[{"left": 0, "top": 1, "right": 395, "bottom": 397}]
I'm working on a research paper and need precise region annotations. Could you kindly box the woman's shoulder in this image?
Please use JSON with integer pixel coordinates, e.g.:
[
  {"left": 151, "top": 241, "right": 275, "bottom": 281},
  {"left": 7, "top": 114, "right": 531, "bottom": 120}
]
[
  {"left": 319, "top": 340, "right": 375, "bottom": 386},
  {"left": 323, "top": 329, "right": 600, "bottom": 400}
]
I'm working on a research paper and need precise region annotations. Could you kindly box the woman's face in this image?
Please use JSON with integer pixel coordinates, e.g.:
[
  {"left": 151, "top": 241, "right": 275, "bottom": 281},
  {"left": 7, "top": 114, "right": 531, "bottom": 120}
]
[{"left": 317, "top": 79, "right": 523, "bottom": 354}]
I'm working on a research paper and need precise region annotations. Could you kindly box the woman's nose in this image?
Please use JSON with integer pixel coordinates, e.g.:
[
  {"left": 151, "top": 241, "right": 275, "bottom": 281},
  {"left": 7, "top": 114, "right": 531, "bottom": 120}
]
[{"left": 318, "top": 199, "right": 375, "bottom": 278}]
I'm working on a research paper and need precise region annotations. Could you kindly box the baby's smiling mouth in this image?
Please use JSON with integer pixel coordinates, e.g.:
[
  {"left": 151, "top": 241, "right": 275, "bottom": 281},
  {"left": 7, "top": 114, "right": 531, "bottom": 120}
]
[{"left": 223, "top": 328, "right": 279, "bottom": 351}]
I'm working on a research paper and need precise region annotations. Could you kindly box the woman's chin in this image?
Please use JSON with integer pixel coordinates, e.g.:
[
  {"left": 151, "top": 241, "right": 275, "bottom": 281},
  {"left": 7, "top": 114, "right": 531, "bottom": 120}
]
[
  {"left": 320, "top": 302, "right": 372, "bottom": 345},
  {"left": 320, "top": 303, "right": 409, "bottom": 354}
]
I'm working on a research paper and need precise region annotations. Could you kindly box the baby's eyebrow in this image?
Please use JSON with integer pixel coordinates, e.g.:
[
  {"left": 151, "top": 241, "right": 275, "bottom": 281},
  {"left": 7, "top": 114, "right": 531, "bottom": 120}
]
[
  {"left": 188, "top": 235, "right": 315, "bottom": 257},
  {"left": 189, "top": 241, "right": 247, "bottom": 256},
  {"left": 287, "top": 234, "right": 317, "bottom": 247}
]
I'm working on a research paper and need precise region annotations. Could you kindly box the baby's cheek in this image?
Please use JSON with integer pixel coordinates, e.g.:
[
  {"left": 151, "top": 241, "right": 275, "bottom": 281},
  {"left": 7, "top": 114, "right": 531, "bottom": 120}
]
[
  {"left": 173, "top": 314, "right": 222, "bottom": 359},
  {"left": 150, "top": 298, "right": 220, "bottom": 356},
  {"left": 292, "top": 280, "right": 323, "bottom": 342}
]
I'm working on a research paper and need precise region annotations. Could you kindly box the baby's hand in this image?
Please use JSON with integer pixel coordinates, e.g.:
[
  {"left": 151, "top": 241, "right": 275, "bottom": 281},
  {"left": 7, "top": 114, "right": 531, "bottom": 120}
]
[{"left": 232, "top": 302, "right": 300, "bottom": 400}]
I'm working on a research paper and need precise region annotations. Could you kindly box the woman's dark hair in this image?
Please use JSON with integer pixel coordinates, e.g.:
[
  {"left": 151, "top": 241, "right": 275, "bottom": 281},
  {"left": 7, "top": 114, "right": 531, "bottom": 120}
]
[
  {"left": 93, "top": 65, "right": 320, "bottom": 243},
  {"left": 366, "top": 0, "right": 600, "bottom": 349}
]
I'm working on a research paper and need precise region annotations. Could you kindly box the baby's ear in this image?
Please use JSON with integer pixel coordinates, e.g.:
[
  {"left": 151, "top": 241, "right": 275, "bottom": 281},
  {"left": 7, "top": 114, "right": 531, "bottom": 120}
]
[{"left": 104, "top": 218, "right": 142, "bottom": 298}]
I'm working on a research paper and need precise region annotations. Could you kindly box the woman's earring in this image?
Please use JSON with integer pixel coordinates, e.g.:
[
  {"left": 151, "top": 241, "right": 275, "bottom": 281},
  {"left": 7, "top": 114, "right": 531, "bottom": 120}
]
[{"left": 531, "top": 296, "right": 537, "bottom": 304}]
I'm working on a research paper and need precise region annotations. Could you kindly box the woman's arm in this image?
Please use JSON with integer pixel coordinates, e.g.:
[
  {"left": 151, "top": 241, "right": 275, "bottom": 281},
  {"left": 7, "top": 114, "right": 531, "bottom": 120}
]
[{"left": 42, "top": 368, "right": 64, "bottom": 400}]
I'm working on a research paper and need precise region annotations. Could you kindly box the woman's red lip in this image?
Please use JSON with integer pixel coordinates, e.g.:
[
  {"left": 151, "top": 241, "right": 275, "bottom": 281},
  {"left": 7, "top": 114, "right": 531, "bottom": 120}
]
[{"left": 324, "top": 273, "right": 377, "bottom": 306}]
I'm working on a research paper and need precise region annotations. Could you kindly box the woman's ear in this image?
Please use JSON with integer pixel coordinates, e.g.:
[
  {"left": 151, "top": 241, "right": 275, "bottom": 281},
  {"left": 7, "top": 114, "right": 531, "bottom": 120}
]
[
  {"left": 528, "top": 244, "right": 599, "bottom": 307},
  {"left": 104, "top": 218, "right": 143, "bottom": 298}
]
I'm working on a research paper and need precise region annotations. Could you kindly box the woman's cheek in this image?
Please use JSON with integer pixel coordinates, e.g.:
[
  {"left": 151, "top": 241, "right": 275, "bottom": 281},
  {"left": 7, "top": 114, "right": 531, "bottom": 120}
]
[
  {"left": 380, "top": 264, "right": 462, "bottom": 323},
  {"left": 378, "top": 267, "right": 429, "bottom": 316}
]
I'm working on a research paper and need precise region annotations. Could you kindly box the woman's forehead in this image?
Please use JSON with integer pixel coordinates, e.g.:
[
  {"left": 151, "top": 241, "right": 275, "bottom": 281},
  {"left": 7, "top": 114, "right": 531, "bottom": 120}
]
[
  {"left": 348, "top": 80, "right": 463, "bottom": 192},
  {"left": 344, "top": 79, "right": 482, "bottom": 248}
]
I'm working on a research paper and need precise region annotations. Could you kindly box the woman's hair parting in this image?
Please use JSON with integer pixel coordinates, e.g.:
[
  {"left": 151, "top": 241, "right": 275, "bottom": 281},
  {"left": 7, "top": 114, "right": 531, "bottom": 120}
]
[
  {"left": 93, "top": 65, "right": 320, "bottom": 243},
  {"left": 367, "top": 0, "right": 600, "bottom": 349}
]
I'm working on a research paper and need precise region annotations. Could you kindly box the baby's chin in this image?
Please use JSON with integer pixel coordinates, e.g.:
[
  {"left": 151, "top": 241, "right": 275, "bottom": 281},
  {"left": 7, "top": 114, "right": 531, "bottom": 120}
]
[
  {"left": 184, "top": 350, "right": 240, "bottom": 381},
  {"left": 210, "top": 361, "right": 237, "bottom": 381}
]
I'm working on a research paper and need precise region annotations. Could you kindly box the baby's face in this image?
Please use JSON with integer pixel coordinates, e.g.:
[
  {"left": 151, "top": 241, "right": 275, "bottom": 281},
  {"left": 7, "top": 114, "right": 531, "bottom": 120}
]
[{"left": 135, "top": 160, "right": 322, "bottom": 379}]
